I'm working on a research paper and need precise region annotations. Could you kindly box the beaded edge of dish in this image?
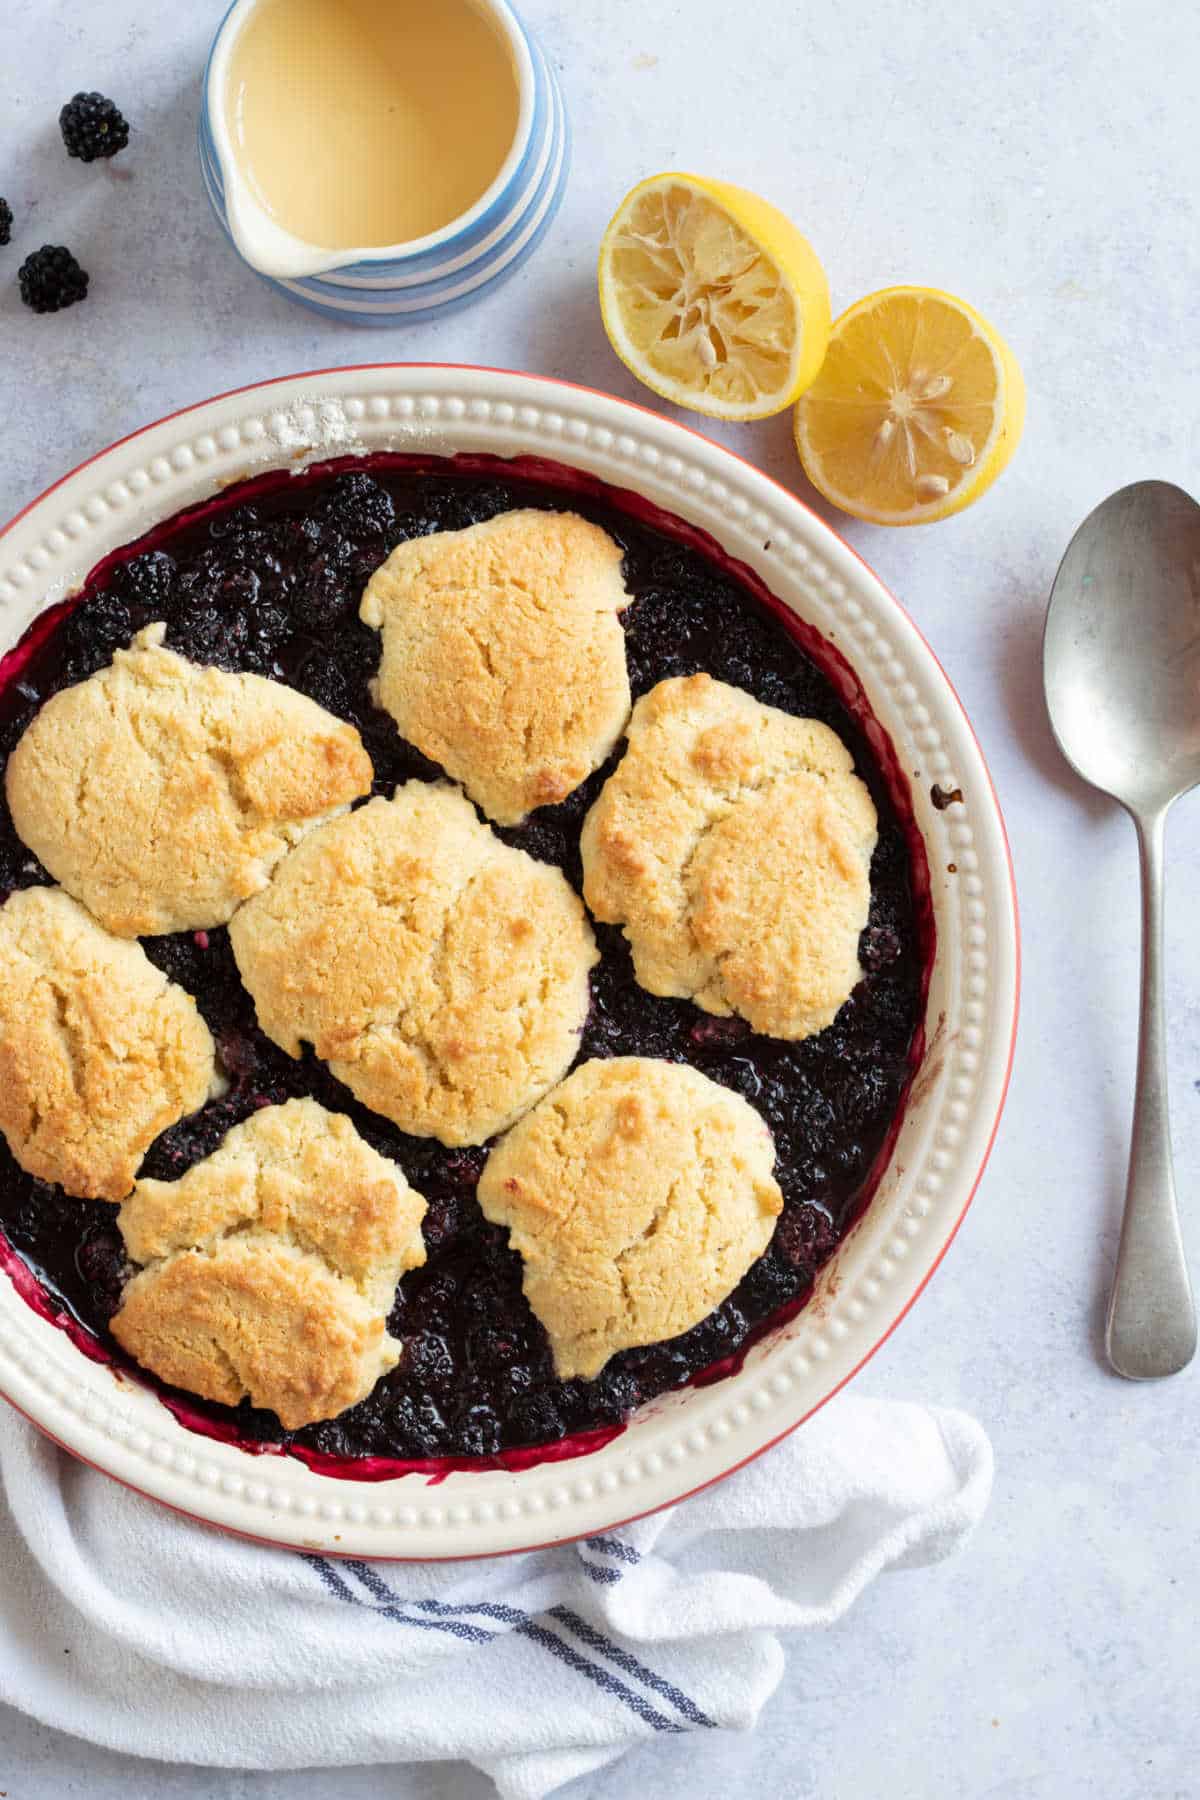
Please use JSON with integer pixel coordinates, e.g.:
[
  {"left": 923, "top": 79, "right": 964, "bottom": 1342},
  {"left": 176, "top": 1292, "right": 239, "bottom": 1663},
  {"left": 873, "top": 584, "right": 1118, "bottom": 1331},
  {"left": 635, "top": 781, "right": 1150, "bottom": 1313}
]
[{"left": 0, "top": 382, "right": 999, "bottom": 1544}]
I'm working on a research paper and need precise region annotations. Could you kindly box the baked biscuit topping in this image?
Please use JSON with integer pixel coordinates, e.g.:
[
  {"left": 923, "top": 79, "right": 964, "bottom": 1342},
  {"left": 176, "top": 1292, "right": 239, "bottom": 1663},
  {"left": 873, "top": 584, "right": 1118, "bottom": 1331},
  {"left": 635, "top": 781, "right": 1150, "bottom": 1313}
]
[
  {"left": 118, "top": 1096, "right": 428, "bottom": 1303},
  {"left": 230, "top": 782, "right": 598, "bottom": 1146},
  {"left": 360, "top": 509, "right": 632, "bottom": 825},
  {"left": 581, "top": 674, "right": 878, "bottom": 1039},
  {"left": 0, "top": 887, "right": 218, "bottom": 1201},
  {"left": 111, "top": 1099, "right": 426, "bottom": 1429},
  {"left": 4, "top": 623, "right": 373, "bottom": 936},
  {"left": 111, "top": 1236, "right": 399, "bottom": 1431},
  {"left": 0, "top": 463, "right": 925, "bottom": 1462},
  {"left": 477, "top": 1056, "right": 783, "bottom": 1380}
]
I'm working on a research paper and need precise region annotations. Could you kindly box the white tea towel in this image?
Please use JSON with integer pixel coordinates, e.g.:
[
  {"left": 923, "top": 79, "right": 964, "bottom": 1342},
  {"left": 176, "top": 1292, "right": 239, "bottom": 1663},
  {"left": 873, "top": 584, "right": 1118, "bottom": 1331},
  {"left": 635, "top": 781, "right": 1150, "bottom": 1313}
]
[{"left": 0, "top": 1395, "right": 991, "bottom": 1797}]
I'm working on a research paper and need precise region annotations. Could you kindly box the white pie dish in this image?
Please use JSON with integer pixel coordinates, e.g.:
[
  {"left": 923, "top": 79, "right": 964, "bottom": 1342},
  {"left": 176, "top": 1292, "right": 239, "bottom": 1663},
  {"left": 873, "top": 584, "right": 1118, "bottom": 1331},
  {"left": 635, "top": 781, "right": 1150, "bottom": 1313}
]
[{"left": 0, "top": 365, "right": 1018, "bottom": 1559}]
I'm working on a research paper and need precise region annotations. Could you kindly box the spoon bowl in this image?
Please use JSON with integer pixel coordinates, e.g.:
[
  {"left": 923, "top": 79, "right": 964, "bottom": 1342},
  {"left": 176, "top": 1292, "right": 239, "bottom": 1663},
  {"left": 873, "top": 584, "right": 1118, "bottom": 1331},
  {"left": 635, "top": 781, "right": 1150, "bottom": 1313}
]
[
  {"left": 1045, "top": 481, "right": 1200, "bottom": 814},
  {"left": 1044, "top": 479, "right": 1200, "bottom": 1378}
]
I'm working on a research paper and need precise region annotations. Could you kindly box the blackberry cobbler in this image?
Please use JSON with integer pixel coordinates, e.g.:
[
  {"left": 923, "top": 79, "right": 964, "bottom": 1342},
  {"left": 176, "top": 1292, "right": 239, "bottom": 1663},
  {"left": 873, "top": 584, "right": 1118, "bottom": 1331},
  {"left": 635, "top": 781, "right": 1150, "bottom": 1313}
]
[{"left": 0, "top": 454, "right": 929, "bottom": 1473}]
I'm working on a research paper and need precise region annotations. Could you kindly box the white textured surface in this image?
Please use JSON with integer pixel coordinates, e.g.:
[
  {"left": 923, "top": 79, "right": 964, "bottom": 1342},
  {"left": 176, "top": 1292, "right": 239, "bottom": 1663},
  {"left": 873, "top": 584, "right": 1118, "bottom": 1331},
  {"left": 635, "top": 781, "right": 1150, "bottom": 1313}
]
[{"left": 0, "top": 0, "right": 1197, "bottom": 1794}]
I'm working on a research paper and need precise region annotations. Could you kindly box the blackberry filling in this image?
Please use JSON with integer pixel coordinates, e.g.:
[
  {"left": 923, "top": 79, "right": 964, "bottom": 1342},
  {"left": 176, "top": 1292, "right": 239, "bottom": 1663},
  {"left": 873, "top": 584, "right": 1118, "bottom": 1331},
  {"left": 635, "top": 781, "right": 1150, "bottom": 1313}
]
[{"left": 0, "top": 454, "right": 928, "bottom": 1469}]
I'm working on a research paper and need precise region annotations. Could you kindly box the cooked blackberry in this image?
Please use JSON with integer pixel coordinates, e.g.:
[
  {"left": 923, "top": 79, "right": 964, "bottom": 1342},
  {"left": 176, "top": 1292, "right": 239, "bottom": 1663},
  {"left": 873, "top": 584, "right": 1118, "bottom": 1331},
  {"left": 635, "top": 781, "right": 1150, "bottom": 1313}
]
[
  {"left": 59, "top": 91, "right": 129, "bottom": 161},
  {"left": 318, "top": 471, "right": 398, "bottom": 540},
  {"left": 17, "top": 246, "right": 88, "bottom": 314},
  {"left": 0, "top": 198, "right": 12, "bottom": 247},
  {"left": 116, "top": 551, "right": 177, "bottom": 610}
]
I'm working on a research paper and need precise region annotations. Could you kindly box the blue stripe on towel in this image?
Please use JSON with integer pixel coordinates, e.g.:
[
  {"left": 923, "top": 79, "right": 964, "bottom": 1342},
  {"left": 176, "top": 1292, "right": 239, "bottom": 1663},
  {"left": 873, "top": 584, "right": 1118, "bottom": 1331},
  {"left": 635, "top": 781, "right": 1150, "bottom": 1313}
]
[
  {"left": 324, "top": 1559, "right": 713, "bottom": 1732},
  {"left": 304, "top": 1555, "right": 495, "bottom": 1646},
  {"left": 581, "top": 1563, "right": 623, "bottom": 1585},
  {"left": 547, "top": 1607, "right": 717, "bottom": 1730},
  {"left": 396, "top": 1590, "right": 714, "bottom": 1730},
  {"left": 514, "top": 1618, "right": 683, "bottom": 1733},
  {"left": 305, "top": 1554, "right": 361, "bottom": 1605},
  {"left": 335, "top": 1561, "right": 685, "bottom": 1735},
  {"left": 584, "top": 1536, "right": 642, "bottom": 1567}
]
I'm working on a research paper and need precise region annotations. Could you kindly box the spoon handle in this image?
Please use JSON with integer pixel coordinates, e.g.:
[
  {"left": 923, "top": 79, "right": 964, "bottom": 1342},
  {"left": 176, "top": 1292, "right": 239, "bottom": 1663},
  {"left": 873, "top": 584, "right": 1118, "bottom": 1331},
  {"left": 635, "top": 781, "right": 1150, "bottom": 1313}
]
[{"left": 1106, "top": 808, "right": 1197, "bottom": 1378}]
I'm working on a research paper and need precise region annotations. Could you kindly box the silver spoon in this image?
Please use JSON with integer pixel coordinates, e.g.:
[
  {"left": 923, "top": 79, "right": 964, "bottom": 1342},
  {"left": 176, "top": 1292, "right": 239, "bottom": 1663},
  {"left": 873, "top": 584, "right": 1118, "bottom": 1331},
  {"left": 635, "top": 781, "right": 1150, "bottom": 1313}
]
[{"left": 1043, "top": 480, "right": 1200, "bottom": 1378}]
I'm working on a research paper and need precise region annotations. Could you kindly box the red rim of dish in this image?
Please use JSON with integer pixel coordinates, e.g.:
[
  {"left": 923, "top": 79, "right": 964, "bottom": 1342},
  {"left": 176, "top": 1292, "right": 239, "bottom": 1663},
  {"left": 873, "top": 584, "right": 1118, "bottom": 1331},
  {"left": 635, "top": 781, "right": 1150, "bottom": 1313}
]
[{"left": 0, "top": 364, "right": 1020, "bottom": 1559}]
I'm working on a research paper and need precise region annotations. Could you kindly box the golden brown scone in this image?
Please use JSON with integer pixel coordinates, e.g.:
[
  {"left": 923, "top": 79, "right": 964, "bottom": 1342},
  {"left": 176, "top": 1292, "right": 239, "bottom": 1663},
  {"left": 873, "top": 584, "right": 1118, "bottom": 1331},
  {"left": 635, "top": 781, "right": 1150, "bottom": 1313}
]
[
  {"left": 478, "top": 1057, "right": 782, "bottom": 1380},
  {"left": 111, "top": 1237, "right": 399, "bottom": 1432},
  {"left": 360, "top": 510, "right": 632, "bottom": 825},
  {"left": 230, "top": 782, "right": 598, "bottom": 1146},
  {"left": 4, "top": 623, "right": 373, "bottom": 936},
  {"left": 111, "top": 1099, "right": 427, "bottom": 1429},
  {"left": 117, "top": 1097, "right": 427, "bottom": 1308},
  {"left": 580, "top": 675, "right": 878, "bottom": 1040},
  {"left": 0, "top": 887, "right": 218, "bottom": 1202}
]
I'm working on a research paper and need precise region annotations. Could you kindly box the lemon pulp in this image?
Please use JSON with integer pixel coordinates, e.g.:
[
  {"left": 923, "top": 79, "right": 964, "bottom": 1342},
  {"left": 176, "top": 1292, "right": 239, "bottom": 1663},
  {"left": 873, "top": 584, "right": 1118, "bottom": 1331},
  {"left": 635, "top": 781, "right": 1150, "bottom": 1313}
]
[
  {"left": 794, "top": 286, "right": 1025, "bottom": 525},
  {"left": 599, "top": 175, "right": 830, "bottom": 421}
]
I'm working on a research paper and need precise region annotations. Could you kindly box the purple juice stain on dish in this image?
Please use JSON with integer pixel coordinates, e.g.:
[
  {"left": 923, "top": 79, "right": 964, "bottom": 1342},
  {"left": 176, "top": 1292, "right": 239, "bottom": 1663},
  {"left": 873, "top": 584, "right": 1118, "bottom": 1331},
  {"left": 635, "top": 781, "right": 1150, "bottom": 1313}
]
[{"left": 0, "top": 453, "right": 933, "bottom": 1475}]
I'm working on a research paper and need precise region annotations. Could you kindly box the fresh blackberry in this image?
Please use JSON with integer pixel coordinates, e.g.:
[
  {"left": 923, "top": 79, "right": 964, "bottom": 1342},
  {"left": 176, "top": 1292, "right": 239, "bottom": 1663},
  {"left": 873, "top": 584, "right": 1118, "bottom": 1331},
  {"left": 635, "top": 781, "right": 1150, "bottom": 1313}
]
[
  {"left": 59, "top": 91, "right": 129, "bottom": 161},
  {"left": 18, "top": 245, "right": 89, "bottom": 313},
  {"left": 0, "top": 198, "right": 12, "bottom": 246}
]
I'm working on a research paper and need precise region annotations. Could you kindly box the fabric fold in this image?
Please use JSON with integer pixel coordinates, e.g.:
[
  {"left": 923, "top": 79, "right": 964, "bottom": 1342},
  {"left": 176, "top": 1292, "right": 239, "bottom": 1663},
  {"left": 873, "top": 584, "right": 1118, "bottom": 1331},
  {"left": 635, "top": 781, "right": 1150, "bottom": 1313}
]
[{"left": 0, "top": 1395, "right": 991, "bottom": 1796}]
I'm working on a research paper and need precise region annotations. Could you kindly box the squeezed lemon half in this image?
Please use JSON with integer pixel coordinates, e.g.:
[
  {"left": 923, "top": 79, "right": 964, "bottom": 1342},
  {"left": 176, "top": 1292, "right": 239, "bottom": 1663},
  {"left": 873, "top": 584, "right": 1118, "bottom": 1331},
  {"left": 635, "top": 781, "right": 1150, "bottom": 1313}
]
[
  {"left": 794, "top": 285, "right": 1025, "bottom": 525},
  {"left": 599, "top": 173, "right": 831, "bottom": 421}
]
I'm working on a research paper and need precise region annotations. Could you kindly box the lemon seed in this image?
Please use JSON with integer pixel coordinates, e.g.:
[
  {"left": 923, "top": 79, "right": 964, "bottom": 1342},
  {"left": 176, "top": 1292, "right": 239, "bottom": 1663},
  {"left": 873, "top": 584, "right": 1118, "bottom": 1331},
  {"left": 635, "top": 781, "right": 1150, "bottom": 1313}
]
[
  {"left": 944, "top": 429, "right": 976, "bottom": 467},
  {"left": 920, "top": 373, "right": 953, "bottom": 400},
  {"left": 916, "top": 474, "right": 951, "bottom": 499},
  {"left": 874, "top": 418, "right": 896, "bottom": 451}
]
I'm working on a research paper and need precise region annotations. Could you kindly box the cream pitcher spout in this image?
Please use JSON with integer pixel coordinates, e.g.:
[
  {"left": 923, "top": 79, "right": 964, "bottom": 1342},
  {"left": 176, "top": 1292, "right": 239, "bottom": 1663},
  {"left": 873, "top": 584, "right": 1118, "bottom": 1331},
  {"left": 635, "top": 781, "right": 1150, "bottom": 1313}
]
[
  {"left": 218, "top": 158, "right": 344, "bottom": 282},
  {"left": 199, "top": 0, "right": 556, "bottom": 315}
]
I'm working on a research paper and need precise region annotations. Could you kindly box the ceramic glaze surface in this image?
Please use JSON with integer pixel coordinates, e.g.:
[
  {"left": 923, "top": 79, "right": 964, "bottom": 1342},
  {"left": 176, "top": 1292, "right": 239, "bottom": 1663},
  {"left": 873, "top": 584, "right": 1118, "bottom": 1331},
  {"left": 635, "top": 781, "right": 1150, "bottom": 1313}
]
[
  {"left": 200, "top": 0, "right": 568, "bottom": 317},
  {"left": 0, "top": 367, "right": 1017, "bottom": 1558}
]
